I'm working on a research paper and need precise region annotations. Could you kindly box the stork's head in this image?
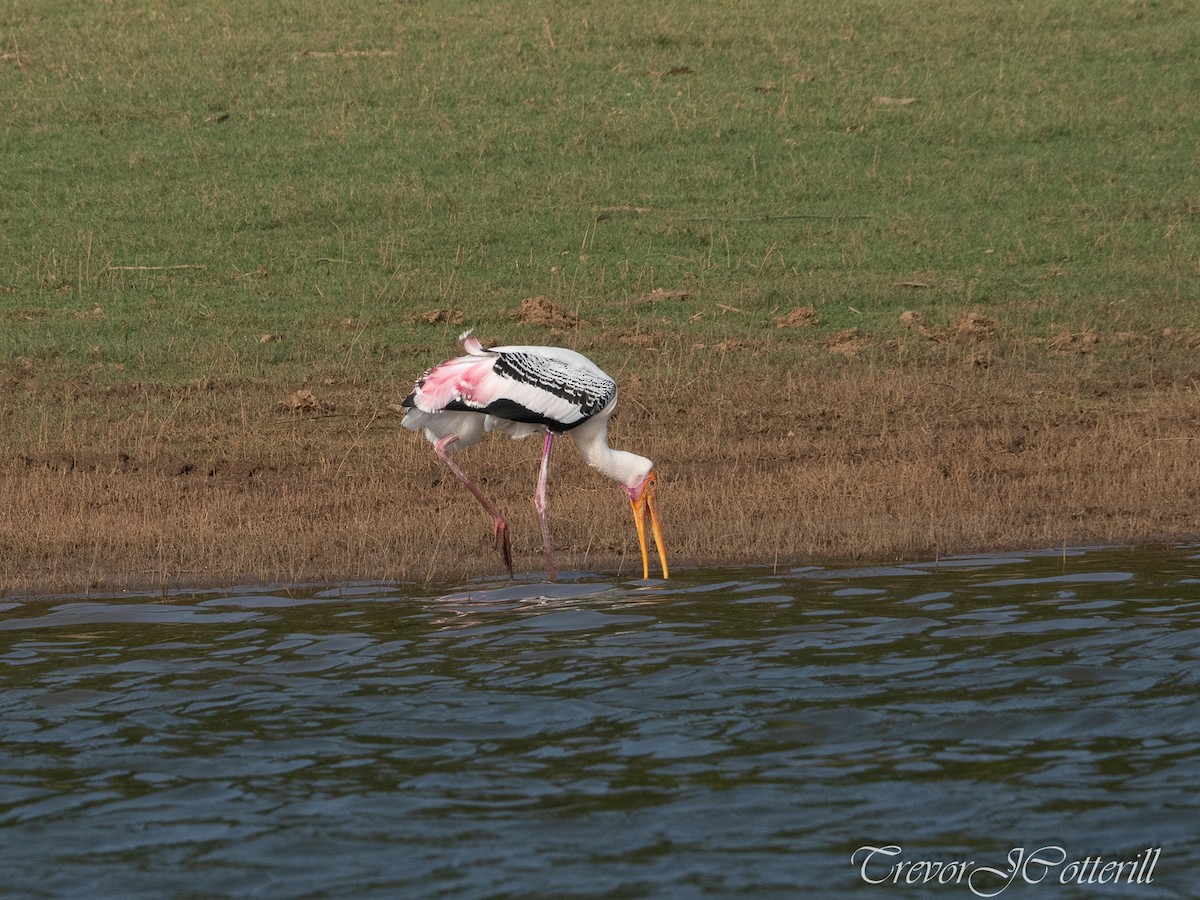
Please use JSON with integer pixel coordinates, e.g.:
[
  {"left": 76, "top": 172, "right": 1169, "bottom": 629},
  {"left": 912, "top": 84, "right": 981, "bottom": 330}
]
[
  {"left": 623, "top": 469, "right": 669, "bottom": 580},
  {"left": 578, "top": 445, "right": 669, "bottom": 581}
]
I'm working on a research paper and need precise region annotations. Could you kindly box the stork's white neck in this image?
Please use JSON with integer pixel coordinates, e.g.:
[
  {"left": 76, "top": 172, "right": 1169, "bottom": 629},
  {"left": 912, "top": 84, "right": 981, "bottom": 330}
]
[{"left": 569, "top": 415, "right": 653, "bottom": 490}]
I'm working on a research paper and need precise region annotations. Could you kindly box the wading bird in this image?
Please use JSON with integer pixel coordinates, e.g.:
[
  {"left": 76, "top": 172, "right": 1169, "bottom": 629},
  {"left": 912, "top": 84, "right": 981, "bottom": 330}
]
[{"left": 402, "top": 330, "right": 668, "bottom": 582}]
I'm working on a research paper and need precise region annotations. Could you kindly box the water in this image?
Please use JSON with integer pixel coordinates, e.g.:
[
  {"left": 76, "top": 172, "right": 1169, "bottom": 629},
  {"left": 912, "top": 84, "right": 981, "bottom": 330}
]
[{"left": 1, "top": 547, "right": 1197, "bottom": 898}]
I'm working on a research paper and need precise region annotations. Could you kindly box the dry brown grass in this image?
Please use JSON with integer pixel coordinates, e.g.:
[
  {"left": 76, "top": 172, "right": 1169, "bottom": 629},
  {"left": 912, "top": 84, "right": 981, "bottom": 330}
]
[{"left": 2, "top": 337, "right": 1199, "bottom": 596}]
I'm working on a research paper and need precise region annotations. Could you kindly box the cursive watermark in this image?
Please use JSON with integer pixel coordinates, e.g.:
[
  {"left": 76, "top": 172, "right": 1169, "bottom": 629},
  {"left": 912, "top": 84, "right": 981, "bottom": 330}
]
[{"left": 851, "top": 844, "right": 1161, "bottom": 896}]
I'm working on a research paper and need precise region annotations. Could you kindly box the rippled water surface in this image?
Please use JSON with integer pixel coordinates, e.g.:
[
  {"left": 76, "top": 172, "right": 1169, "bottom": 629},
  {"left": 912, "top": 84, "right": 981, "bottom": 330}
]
[{"left": 2, "top": 547, "right": 1198, "bottom": 897}]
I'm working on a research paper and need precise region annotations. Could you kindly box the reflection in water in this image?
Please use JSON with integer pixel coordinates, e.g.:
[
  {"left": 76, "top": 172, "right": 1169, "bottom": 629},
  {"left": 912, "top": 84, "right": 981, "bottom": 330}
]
[{"left": 1, "top": 547, "right": 1197, "bottom": 897}]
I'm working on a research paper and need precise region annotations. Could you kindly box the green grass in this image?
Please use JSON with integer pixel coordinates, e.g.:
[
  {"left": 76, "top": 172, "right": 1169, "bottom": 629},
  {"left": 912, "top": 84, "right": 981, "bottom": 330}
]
[{"left": 3, "top": 0, "right": 1198, "bottom": 390}]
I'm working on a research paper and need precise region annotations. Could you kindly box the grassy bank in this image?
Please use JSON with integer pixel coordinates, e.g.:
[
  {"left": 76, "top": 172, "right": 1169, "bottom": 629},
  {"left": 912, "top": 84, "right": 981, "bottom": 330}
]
[{"left": 2, "top": 0, "right": 1198, "bottom": 593}]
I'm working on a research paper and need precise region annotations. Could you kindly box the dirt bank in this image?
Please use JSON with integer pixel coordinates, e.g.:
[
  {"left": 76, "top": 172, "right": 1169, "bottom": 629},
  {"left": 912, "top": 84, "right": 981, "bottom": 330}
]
[{"left": 3, "top": 338, "right": 1198, "bottom": 596}]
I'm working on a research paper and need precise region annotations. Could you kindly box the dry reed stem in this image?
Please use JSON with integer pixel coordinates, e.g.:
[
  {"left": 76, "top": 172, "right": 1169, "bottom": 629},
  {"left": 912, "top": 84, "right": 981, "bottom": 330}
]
[{"left": 1, "top": 361, "right": 1198, "bottom": 596}]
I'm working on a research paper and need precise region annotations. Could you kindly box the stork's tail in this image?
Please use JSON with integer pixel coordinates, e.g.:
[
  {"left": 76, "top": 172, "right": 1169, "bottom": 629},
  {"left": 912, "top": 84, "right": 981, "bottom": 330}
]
[{"left": 459, "top": 328, "right": 489, "bottom": 356}]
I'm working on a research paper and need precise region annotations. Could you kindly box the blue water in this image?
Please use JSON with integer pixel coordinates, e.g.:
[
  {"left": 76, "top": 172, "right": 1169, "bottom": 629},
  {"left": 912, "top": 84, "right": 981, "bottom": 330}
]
[{"left": 1, "top": 546, "right": 1197, "bottom": 897}]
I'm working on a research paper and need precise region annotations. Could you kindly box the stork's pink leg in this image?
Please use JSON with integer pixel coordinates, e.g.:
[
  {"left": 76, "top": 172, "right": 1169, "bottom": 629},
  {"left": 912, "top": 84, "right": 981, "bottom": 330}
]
[
  {"left": 533, "top": 431, "right": 557, "bottom": 582},
  {"left": 433, "top": 435, "right": 513, "bottom": 577}
]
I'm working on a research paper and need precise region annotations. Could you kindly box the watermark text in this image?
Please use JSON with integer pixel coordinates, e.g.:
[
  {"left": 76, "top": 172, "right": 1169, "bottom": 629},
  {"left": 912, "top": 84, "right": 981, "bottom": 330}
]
[{"left": 851, "top": 845, "right": 1160, "bottom": 896}]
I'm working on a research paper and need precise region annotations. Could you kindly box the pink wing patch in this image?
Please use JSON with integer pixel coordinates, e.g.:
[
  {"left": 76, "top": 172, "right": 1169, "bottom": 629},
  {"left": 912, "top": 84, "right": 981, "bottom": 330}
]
[{"left": 411, "top": 354, "right": 500, "bottom": 413}]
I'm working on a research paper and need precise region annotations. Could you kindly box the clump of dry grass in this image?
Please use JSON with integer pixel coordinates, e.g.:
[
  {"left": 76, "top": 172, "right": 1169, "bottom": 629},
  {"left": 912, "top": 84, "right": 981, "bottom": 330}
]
[{"left": 2, "top": 338, "right": 1198, "bottom": 596}]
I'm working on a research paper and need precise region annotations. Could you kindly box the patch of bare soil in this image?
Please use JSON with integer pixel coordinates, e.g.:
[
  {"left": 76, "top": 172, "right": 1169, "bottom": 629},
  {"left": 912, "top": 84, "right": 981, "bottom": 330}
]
[
  {"left": 825, "top": 328, "right": 872, "bottom": 357},
  {"left": 907, "top": 311, "right": 999, "bottom": 344},
  {"left": 774, "top": 305, "right": 818, "bottom": 329},
  {"left": 1048, "top": 329, "right": 1101, "bottom": 355},
  {"left": 511, "top": 295, "right": 578, "bottom": 329},
  {"left": 414, "top": 308, "right": 465, "bottom": 325},
  {"left": 631, "top": 288, "right": 693, "bottom": 306},
  {"left": 901, "top": 311, "right": 1001, "bottom": 366},
  {"left": 277, "top": 388, "right": 327, "bottom": 412}
]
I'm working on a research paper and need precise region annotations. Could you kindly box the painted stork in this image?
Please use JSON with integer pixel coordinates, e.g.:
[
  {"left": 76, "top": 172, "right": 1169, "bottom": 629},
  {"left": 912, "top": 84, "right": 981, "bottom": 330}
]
[{"left": 401, "top": 330, "right": 668, "bottom": 582}]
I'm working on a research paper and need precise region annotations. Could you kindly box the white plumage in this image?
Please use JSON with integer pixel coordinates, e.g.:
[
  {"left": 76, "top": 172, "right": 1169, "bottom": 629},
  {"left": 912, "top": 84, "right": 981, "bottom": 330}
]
[{"left": 404, "top": 334, "right": 613, "bottom": 437}]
